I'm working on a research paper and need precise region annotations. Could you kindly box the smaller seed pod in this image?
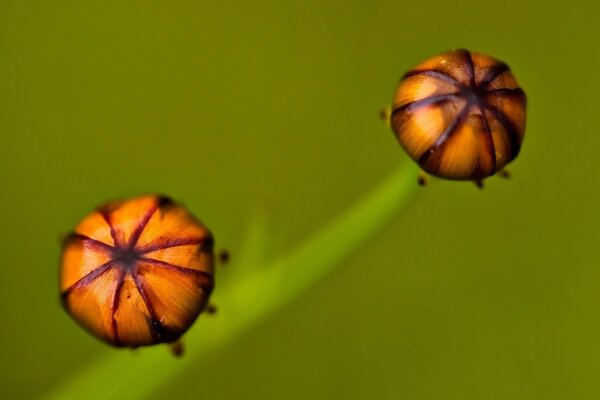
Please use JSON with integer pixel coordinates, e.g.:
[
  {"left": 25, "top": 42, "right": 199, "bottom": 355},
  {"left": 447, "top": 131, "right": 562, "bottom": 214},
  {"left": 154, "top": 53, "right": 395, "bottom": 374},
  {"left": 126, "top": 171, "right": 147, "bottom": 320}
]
[
  {"left": 390, "top": 49, "right": 527, "bottom": 182},
  {"left": 59, "top": 195, "right": 215, "bottom": 351}
]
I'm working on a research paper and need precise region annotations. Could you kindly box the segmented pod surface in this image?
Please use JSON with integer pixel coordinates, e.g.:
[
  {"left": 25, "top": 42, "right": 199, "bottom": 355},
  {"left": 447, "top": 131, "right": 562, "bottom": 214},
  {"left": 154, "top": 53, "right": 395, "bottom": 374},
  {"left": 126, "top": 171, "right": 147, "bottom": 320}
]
[
  {"left": 390, "top": 49, "right": 526, "bottom": 180},
  {"left": 59, "top": 195, "right": 215, "bottom": 348}
]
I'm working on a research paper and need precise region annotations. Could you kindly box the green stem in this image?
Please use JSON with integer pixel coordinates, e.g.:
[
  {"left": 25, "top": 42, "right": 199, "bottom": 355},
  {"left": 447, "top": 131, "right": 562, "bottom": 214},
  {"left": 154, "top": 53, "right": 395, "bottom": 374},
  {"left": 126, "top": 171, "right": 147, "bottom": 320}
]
[{"left": 43, "top": 162, "right": 420, "bottom": 400}]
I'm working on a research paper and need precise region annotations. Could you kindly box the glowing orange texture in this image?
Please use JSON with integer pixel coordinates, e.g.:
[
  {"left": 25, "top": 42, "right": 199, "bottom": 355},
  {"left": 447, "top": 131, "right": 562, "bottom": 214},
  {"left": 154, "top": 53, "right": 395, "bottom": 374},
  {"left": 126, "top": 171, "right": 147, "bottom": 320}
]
[
  {"left": 59, "top": 195, "right": 215, "bottom": 348},
  {"left": 390, "top": 49, "right": 527, "bottom": 181}
]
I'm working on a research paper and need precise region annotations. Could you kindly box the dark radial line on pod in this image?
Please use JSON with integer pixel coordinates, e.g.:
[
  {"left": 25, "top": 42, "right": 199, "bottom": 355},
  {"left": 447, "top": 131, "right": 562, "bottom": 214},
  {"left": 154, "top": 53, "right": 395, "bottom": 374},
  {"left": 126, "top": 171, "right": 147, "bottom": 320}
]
[
  {"left": 65, "top": 233, "right": 114, "bottom": 253},
  {"left": 61, "top": 261, "right": 114, "bottom": 300},
  {"left": 402, "top": 69, "right": 460, "bottom": 86},
  {"left": 484, "top": 87, "right": 526, "bottom": 99},
  {"left": 138, "top": 237, "right": 209, "bottom": 255},
  {"left": 127, "top": 204, "right": 159, "bottom": 249},
  {"left": 391, "top": 94, "right": 457, "bottom": 116},
  {"left": 462, "top": 49, "right": 476, "bottom": 87},
  {"left": 110, "top": 271, "right": 126, "bottom": 346},
  {"left": 480, "top": 110, "right": 497, "bottom": 175},
  {"left": 139, "top": 257, "right": 215, "bottom": 288},
  {"left": 483, "top": 103, "right": 521, "bottom": 160},
  {"left": 478, "top": 63, "right": 509, "bottom": 89},
  {"left": 99, "top": 208, "right": 119, "bottom": 247},
  {"left": 418, "top": 105, "right": 470, "bottom": 165},
  {"left": 131, "top": 272, "right": 165, "bottom": 342}
]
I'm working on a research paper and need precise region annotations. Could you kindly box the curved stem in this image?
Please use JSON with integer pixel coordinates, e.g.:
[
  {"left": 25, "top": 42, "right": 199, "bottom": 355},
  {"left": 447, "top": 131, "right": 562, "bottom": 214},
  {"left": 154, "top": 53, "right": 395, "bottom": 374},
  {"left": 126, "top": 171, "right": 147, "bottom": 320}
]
[{"left": 43, "top": 162, "right": 420, "bottom": 400}]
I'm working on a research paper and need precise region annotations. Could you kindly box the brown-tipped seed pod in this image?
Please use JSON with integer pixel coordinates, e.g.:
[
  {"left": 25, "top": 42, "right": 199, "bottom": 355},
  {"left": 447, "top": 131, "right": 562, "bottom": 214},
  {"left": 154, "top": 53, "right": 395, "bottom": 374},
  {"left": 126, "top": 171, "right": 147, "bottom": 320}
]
[
  {"left": 390, "top": 49, "right": 526, "bottom": 182},
  {"left": 59, "top": 195, "right": 214, "bottom": 351}
]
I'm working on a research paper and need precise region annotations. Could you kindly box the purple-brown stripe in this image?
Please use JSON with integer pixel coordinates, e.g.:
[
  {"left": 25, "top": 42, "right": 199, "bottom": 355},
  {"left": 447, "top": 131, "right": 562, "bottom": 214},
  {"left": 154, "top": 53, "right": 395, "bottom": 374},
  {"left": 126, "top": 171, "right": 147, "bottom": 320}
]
[
  {"left": 462, "top": 49, "right": 476, "bottom": 87},
  {"left": 418, "top": 105, "right": 470, "bottom": 165},
  {"left": 484, "top": 87, "right": 526, "bottom": 99},
  {"left": 127, "top": 204, "right": 159, "bottom": 250},
  {"left": 479, "top": 112, "right": 497, "bottom": 176},
  {"left": 402, "top": 69, "right": 460, "bottom": 86},
  {"left": 391, "top": 93, "right": 457, "bottom": 116},
  {"left": 61, "top": 261, "right": 114, "bottom": 300},
  {"left": 478, "top": 63, "right": 509, "bottom": 89},
  {"left": 67, "top": 233, "right": 114, "bottom": 253},
  {"left": 99, "top": 209, "right": 119, "bottom": 248},
  {"left": 131, "top": 273, "right": 165, "bottom": 342},
  {"left": 139, "top": 257, "right": 214, "bottom": 289},
  {"left": 138, "top": 237, "right": 210, "bottom": 255},
  {"left": 110, "top": 271, "right": 126, "bottom": 346},
  {"left": 483, "top": 103, "right": 522, "bottom": 160}
]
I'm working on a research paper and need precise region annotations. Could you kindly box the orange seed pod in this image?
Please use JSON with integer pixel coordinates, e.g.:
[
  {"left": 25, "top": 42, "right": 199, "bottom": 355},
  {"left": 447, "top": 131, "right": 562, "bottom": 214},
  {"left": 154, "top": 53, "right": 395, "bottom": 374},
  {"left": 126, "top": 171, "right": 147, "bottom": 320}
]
[
  {"left": 390, "top": 49, "right": 527, "bottom": 182},
  {"left": 59, "top": 195, "right": 214, "bottom": 350}
]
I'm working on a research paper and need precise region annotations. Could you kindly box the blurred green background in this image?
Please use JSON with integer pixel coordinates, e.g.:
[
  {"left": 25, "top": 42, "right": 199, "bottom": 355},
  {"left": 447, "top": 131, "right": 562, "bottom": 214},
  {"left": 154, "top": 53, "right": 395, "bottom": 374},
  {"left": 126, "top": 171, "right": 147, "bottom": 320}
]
[{"left": 1, "top": 1, "right": 599, "bottom": 399}]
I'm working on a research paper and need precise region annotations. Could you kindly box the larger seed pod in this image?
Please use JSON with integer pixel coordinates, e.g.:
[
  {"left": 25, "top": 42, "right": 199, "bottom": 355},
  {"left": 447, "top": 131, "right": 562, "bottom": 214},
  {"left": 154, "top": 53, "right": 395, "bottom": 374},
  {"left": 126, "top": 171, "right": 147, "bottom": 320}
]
[
  {"left": 390, "top": 49, "right": 527, "bottom": 181},
  {"left": 59, "top": 195, "right": 214, "bottom": 350}
]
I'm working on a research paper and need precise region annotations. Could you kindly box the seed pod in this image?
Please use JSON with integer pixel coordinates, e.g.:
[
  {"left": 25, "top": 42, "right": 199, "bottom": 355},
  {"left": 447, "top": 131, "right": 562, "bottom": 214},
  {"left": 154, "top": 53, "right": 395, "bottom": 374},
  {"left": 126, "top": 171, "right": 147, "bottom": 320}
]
[
  {"left": 390, "top": 49, "right": 526, "bottom": 181},
  {"left": 59, "top": 195, "right": 214, "bottom": 349}
]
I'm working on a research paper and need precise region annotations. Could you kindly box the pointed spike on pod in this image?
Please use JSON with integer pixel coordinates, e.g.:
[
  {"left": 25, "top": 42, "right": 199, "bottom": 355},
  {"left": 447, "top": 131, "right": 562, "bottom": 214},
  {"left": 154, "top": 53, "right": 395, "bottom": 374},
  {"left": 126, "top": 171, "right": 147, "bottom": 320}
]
[
  {"left": 218, "top": 249, "right": 230, "bottom": 266},
  {"left": 379, "top": 107, "right": 391, "bottom": 126},
  {"left": 473, "top": 180, "right": 484, "bottom": 190},
  {"left": 169, "top": 340, "right": 184, "bottom": 358},
  {"left": 497, "top": 169, "right": 510, "bottom": 179},
  {"left": 57, "top": 231, "right": 72, "bottom": 245},
  {"left": 58, "top": 194, "right": 216, "bottom": 352},
  {"left": 205, "top": 304, "right": 218, "bottom": 315},
  {"left": 388, "top": 49, "right": 526, "bottom": 183},
  {"left": 156, "top": 195, "right": 175, "bottom": 210},
  {"left": 417, "top": 172, "right": 428, "bottom": 186}
]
